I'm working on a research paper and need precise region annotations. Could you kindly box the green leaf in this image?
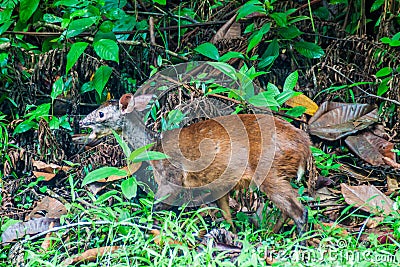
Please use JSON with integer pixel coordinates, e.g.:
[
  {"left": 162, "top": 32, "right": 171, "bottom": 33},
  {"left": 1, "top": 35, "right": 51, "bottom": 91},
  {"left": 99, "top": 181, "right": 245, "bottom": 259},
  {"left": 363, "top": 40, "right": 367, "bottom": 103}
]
[
  {"left": 376, "top": 67, "right": 392, "bottom": 77},
  {"left": 13, "top": 120, "right": 37, "bottom": 134},
  {"left": 283, "top": 71, "right": 298, "bottom": 91},
  {"left": 133, "top": 151, "right": 169, "bottom": 163},
  {"left": 112, "top": 130, "right": 131, "bottom": 158},
  {"left": 270, "top": 12, "right": 288, "bottom": 27},
  {"left": 194, "top": 43, "right": 220, "bottom": 61},
  {"left": 54, "top": 0, "right": 80, "bottom": 7},
  {"left": 51, "top": 77, "right": 64, "bottom": 100},
  {"left": 121, "top": 177, "right": 138, "bottom": 199},
  {"left": 82, "top": 167, "right": 127, "bottom": 186},
  {"left": 219, "top": 51, "right": 244, "bottom": 62},
  {"left": 278, "top": 25, "right": 303, "bottom": 39},
  {"left": 237, "top": 1, "right": 265, "bottom": 21},
  {"left": 248, "top": 91, "right": 279, "bottom": 107},
  {"left": 93, "top": 66, "right": 112, "bottom": 97},
  {"left": 207, "top": 62, "right": 237, "bottom": 81},
  {"left": 153, "top": 0, "right": 166, "bottom": 5},
  {"left": 43, "top": 14, "right": 63, "bottom": 23},
  {"left": 66, "top": 17, "right": 97, "bottom": 38},
  {"left": 286, "top": 106, "right": 306, "bottom": 118},
  {"left": 294, "top": 41, "right": 325, "bottom": 58},
  {"left": 275, "top": 91, "right": 301, "bottom": 106},
  {"left": 267, "top": 83, "right": 280, "bottom": 96},
  {"left": 247, "top": 23, "right": 271, "bottom": 52},
  {"left": 66, "top": 42, "right": 88, "bottom": 73},
  {"left": 93, "top": 39, "right": 119, "bottom": 62},
  {"left": 25, "top": 103, "right": 51, "bottom": 120},
  {"left": 370, "top": 0, "right": 384, "bottom": 12},
  {"left": 20, "top": 0, "right": 40, "bottom": 23},
  {"left": 377, "top": 77, "right": 391, "bottom": 96},
  {"left": 128, "top": 143, "right": 155, "bottom": 162}
]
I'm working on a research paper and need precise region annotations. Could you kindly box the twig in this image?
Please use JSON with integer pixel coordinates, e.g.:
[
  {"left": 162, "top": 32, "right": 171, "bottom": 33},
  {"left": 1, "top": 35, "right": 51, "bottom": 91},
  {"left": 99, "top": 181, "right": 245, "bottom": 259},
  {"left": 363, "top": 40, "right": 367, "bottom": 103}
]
[{"left": 325, "top": 65, "right": 400, "bottom": 106}]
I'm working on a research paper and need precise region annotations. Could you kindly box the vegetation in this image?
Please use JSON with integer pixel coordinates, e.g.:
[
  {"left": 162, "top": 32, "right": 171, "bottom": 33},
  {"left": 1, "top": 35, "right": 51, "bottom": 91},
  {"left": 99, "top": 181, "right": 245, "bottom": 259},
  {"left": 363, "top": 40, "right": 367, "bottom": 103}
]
[{"left": 1, "top": 0, "right": 400, "bottom": 266}]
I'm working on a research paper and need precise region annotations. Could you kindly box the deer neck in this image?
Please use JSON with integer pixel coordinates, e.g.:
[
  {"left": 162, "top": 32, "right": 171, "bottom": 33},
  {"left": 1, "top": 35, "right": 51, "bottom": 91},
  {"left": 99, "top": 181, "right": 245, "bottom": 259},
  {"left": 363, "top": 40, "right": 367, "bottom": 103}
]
[{"left": 121, "top": 111, "right": 156, "bottom": 149}]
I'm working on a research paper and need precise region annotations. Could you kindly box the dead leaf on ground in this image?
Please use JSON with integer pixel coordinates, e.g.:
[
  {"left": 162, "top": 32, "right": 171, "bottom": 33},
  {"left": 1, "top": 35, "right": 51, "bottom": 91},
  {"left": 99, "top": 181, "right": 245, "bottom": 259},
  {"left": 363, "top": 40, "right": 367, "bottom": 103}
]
[
  {"left": 285, "top": 94, "right": 319, "bottom": 116},
  {"left": 308, "top": 102, "right": 378, "bottom": 140},
  {"left": 386, "top": 176, "right": 399, "bottom": 194},
  {"left": 149, "top": 229, "right": 182, "bottom": 246},
  {"left": 345, "top": 131, "right": 396, "bottom": 166},
  {"left": 1, "top": 218, "right": 60, "bottom": 244},
  {"left": 211, "top": 15, "right": 240, "bottom": 43},
  {"left": 340, "top": 184, "right": 394, "bottom": 216},
  {"left": 61, "top": 246, "right": 120, "bottom": 266},
  {"left": 32, "top": 160, "right": 70, "bottom": 173},
  {"left": 27, "top": 196, "right": 67, "bottom": 220},
  {"left": 314, "top": 222, "right": 349, "bottom": 236}
]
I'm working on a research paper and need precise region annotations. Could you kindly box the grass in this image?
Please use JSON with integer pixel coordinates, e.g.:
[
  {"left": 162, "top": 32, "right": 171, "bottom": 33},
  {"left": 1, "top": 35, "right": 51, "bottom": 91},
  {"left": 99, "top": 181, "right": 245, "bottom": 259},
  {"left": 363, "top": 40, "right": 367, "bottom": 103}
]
[{"left": 2, "top": 188, "right": 400, "bottom": 267}]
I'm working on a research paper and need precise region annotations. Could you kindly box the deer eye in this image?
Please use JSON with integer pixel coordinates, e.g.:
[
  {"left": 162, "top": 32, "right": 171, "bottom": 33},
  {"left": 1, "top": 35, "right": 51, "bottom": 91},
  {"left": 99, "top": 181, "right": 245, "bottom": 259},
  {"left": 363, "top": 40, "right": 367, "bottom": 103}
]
[{"left": 99, "top": 111, "right": 104, "bottom": 118}]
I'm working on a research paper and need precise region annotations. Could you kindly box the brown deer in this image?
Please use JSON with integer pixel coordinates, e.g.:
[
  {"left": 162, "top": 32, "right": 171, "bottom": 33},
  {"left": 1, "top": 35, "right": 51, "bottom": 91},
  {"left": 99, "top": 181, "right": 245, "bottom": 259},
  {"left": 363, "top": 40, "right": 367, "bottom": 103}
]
[{"left": 80, "top": 93, "right": 314, "bottom": 237}]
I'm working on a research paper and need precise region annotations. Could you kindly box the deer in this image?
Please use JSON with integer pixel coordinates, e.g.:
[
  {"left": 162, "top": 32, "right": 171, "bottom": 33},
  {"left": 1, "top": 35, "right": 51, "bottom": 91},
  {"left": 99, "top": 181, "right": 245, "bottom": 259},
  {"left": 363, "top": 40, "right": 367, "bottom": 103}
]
[{"left": 79, "top": 93, "right": 314, "bottom": 238}]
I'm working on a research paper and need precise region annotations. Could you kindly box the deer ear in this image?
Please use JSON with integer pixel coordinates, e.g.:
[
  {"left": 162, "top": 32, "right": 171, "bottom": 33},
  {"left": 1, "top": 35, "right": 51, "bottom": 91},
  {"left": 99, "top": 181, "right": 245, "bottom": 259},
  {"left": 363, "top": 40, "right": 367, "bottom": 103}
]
[
  {"left": 119, "top": 93, "right": 153, "bottom": 114},
  {"left": 119, "top": 93, "right": 134, "bottom": 114},
  {"left": 132, "top": 94, "right": 153, "bottom": 111}
]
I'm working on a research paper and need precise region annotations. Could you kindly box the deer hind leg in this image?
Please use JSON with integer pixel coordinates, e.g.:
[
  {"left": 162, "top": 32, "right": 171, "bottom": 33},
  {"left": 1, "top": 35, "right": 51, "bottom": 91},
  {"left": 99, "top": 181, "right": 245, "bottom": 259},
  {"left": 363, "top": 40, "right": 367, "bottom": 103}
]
[
  {"left": 216, "top": 193, "right": 236, "bottom": 233},
  {"left": 261, "top": 180, "right": 307, "bottom": 237}
]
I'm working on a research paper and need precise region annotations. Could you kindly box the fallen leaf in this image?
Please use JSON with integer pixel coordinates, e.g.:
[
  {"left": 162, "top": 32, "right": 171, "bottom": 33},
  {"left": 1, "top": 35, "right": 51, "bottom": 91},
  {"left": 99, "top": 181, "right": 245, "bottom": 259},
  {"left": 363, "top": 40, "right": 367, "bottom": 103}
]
[
  {"left": 211, "top": 15, "right": 240, "bottom": 43},
  {"left": 387, "top": 176, "right": 399, "bottom": 194},
  {"left": 345, "top": 131, "right": 396, "bottom": 166},
  {"left": 308, "top": 102, "right": 378, "bottom": 140},
  {"left": 285, "top": 94, "right": 318, "bottom": 115},
  {"left": 27, "top": 196, "right": 67, "bottom": 220},
  {"left": 340, "top": 184, "right": 394, "bottom": 216},
  {"left": 149, "top": 229, "right": 182, "bottom": 246},
  {"left": 32, "top": 160, "right": 70, "bottom": 173},
  {"left": 33, "top": 171, "right": 56, "bottom": 181},
  {"left": 366, "top": 216, "right": 384, "bottom": 229},
  {"left": 61, "top": 246, "right": 120, "bottom": 266}
]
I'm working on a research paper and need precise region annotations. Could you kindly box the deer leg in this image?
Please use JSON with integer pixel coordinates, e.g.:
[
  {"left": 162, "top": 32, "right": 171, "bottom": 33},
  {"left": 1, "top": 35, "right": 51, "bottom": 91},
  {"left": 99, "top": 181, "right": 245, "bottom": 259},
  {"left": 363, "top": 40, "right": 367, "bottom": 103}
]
[
  {"left": 216, "top": 194, "right": 236, "bottom": 233},
  {"left": 261, "top": 181, "right": 307, "bottom": 237}
]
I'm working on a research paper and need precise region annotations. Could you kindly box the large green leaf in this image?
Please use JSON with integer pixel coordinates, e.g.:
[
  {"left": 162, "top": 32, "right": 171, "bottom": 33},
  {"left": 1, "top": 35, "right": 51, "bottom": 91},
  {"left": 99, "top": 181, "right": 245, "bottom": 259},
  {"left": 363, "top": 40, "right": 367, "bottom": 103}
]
[
  {"left": 20, "top": 0, "right": 40, "bottom": 23},
  {"left": 237, "top": 0, "right": 265, "bottom": 20},
  {"left": 247, "top": 23, "right": 270, "bottom": 53},
  {"left": 82, "top": 167, "right": 127, "bottom": 186},
  {"left": 94, "top": 39, "right": 119, "bottom": 62},
  {"left": 93, "top": 66, "right": 112, "bottom": 96},
  {"left": 194, "top": 42, "right": 220, "bottom": 61},
  {"left": 283, "top": 71, "right": 298, "bottom": 91},
  {"left": 66, "top": 42, "right": 88, "bottom": 73},
  {"left": 294, "top": 41, "right": 325, "bottom": 59},
  {"left": 66, "top": 17, "right": 97, "bottom": 38},
  {"left": 133, "top": 151, "right": 169, "bottom": 163},
  {"left": 121, "top": 177, "right": 138, "bottom": 200},
  {"left": 248, "top": 91, "right": 279, "bottom": 107}
]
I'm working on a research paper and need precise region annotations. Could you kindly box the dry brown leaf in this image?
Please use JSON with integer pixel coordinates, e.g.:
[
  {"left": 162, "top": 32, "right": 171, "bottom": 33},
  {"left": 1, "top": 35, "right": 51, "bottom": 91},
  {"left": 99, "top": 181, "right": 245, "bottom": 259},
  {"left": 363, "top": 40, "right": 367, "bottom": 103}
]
[
  {"left": 340, "top": 184, "right": 394, "bottom": 216},
  {"left": 366, "top": 216, "right": 384, "bottom": 229},
  {"left": 285, "top": 94, "right": 318, "bottom": 115},
  {"left": 33, "top": 171, "right": 56, "bottom": 181},
  {"left": 308, "top": 102, "right": 378, "bottom": 140},
  {"left": 211, "top": 15, "right": 240, "bottom": 43},
  {"left": 61, "top": 246, "right": 120, "bottom": 266},
  {"left": 345, "top": 131, "right": 396, "bottom": 166},
  {"left": 27, "top": 196, "right": 67, "bottom": 220},
  {"left": 387, "top": 176, "right": 399, "bottom": 194},
  {"left": 314, "top": 222, "right": 349, "bottom": 236},
  {"left": 32, "top": 160, "right": 70, "bottom": 173},
  {"left": 149, "top": 229, "right": 182, "bottom": 246}
]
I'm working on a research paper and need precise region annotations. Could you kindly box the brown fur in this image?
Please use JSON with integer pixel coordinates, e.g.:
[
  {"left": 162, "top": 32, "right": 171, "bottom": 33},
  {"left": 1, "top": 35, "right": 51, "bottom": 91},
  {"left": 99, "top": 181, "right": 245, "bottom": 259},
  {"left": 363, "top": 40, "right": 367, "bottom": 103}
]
[{"left": 80, "top": 94, "right": 313, "bottom": 236}]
